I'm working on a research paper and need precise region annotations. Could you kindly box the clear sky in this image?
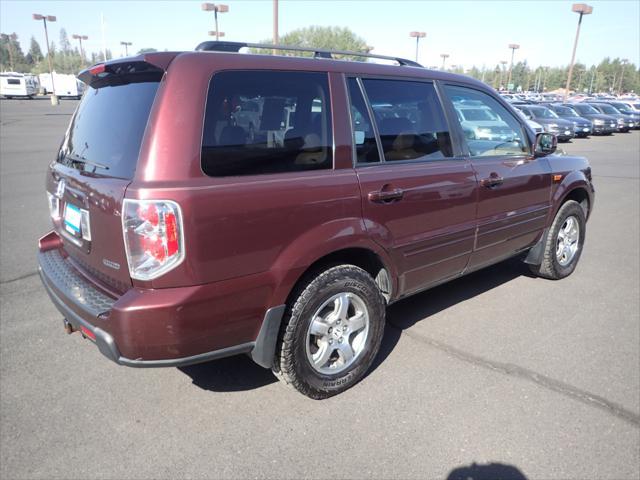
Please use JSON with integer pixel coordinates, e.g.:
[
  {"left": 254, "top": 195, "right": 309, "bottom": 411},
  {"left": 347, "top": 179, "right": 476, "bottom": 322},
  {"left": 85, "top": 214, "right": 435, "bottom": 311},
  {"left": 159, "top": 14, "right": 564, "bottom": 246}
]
[{"left": 1, "top": 0, "right": 639, "bottom": 69}]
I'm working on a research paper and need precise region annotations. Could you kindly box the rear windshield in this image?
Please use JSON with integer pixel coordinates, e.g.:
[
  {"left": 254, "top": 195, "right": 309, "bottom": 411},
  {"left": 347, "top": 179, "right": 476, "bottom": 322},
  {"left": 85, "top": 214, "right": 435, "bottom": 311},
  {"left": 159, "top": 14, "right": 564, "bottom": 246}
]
[{"left": 58, "top": 78, "right": 160, "bottom": 179}]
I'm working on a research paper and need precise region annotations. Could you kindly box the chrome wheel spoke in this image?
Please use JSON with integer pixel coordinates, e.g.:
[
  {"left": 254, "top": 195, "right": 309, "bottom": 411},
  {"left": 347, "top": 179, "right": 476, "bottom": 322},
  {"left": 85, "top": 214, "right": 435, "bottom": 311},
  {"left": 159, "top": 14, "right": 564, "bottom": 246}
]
[
  {"left": 337, "top": 342, "right": 355, "bottom": 364},
  {"left": 348, "top": 311, "right": 366, "bottom": 333},
  {"left": 313, "top": 342, "right": 334, "bottom": 368},
  {"left": 332, "top": 293, "right": 350, "bottom": 322},
  {"left": 309, "top": 317, "right": 330, "bottom": 337}
]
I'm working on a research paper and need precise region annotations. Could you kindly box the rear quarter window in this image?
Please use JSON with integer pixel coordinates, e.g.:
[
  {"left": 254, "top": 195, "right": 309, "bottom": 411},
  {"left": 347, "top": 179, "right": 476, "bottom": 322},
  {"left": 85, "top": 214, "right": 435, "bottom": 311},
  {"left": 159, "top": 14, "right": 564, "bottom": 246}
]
[{"left": 201, "top": 71, "right": 333, "bottom": 177}]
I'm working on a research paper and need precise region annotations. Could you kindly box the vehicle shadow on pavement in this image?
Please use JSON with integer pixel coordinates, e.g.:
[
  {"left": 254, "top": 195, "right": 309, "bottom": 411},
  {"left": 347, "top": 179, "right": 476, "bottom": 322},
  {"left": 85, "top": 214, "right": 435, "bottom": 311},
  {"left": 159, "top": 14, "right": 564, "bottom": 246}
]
[
  {"left": 178, "top": 355, "right": 277, "bottom": 392},
  {"left": 180, "top": 257, "right": 530, "bottom": 393},
  {"left": 446, "top": 461, "right": 528, "bottom": 480},
  {"left": 385, "top": 257, "right": 531, "bottom": 332}
]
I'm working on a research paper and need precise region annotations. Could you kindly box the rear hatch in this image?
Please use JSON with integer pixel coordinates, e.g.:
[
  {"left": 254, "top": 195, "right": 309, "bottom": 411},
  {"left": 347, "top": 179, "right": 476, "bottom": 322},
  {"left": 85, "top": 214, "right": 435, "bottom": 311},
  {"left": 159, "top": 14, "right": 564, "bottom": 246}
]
[{"left": 46, "top": 59, "right": 167, "bottom": 294}]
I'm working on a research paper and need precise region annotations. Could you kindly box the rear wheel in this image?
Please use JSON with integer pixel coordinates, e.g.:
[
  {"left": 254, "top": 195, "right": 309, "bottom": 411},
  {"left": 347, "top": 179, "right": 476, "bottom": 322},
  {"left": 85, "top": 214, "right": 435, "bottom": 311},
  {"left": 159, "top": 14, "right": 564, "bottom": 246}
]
[
  {"left": 273, "top": 265, "right": 386, "bottom": 399},
  {"left": 529, "top": 200, "right": 586, "bottom": 279}
]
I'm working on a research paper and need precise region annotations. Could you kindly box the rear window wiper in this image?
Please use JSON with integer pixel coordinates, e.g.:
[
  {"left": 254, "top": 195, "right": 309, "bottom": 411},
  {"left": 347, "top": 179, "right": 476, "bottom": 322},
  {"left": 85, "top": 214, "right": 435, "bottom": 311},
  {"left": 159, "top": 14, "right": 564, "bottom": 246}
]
[{"left": 64, "top": 153, "right": 110, "bottom": 170}]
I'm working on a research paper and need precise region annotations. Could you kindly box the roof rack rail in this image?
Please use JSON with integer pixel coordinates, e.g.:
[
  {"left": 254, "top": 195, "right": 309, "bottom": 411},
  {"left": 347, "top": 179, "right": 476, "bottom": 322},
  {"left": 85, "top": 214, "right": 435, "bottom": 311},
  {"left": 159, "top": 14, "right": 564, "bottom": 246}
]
[{"left": 194, "top": 41, "right": 422, "bottom": 67}]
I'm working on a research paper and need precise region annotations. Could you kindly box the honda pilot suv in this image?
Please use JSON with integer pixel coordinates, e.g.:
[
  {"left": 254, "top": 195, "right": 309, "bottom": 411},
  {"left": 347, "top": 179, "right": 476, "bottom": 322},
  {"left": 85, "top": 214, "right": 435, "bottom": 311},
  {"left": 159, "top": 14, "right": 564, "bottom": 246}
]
[{"left": 38, "top": 42, "right": 594, "bottom": 399}]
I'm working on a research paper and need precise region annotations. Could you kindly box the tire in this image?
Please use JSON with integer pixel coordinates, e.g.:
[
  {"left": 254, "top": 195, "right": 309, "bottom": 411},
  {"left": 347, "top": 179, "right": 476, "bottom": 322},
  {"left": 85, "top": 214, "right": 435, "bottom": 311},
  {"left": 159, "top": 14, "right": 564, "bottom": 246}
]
[
  {"left": 273, "top": 265, "right": 386, "bottom": 399},
  {"left": 529, "top": 200, "right": 586, "bottom": 280}
]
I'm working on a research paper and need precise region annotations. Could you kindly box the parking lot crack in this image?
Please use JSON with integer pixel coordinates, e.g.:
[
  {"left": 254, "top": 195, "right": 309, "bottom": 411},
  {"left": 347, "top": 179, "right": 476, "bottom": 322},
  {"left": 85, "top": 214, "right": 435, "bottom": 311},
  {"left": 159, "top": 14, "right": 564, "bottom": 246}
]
[{"left": 388, "top": 322, "right": 640, "bottom": 427}]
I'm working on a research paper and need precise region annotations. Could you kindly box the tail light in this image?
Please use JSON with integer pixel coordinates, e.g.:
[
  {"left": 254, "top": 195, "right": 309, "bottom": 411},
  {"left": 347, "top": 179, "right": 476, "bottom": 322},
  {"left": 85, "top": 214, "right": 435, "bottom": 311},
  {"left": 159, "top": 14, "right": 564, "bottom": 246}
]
[{"left": 122, "top": 199, "right": 185, "bottom": 281}]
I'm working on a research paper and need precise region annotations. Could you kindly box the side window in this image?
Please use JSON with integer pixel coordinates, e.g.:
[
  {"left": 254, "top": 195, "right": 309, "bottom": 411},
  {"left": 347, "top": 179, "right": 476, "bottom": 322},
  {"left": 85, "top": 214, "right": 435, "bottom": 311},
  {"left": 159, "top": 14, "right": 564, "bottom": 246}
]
[
  {"left": 361, "top": 79, "right": 453, "bottom": 161},
  {"left": 443, "top": 85, "right": 529, "bottom": 157},
  {"left": 201, "top": 71, "right": 333, "bottom": 177},
  {"left": 347, "top": 78, "right": 380, "bottom": 163}
]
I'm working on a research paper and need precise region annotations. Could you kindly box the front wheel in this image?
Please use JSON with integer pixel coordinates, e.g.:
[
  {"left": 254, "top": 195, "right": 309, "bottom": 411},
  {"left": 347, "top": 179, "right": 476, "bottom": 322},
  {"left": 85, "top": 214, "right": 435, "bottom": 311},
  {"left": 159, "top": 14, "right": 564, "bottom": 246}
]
[
  {"left": 273, "top": 265, "right": 386, "bottom": 399},
  {"left": 529, "top": 200, "right": 586, "bottom": 279}
]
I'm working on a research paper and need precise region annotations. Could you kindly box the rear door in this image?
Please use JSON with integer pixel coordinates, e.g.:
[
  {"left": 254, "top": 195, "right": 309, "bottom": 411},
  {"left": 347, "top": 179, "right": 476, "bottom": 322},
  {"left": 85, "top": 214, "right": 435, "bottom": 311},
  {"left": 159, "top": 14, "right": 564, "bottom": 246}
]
[
  {"left": 441, "top": 84, "right": 552, "bottom": 271},
  {"left": 350, "top": 77, "right": 477, "bottom": 297},
  {"left": 45, "top": 62, "right": 164, "bottom": 293}
]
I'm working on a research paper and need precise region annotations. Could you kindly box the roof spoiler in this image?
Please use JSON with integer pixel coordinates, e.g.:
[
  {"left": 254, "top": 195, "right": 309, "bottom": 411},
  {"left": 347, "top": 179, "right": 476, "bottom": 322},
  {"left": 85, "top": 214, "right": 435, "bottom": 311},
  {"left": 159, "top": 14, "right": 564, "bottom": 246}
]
[
  {"left": 195, "top": 41, "right": 422, "bottom": 67},
  {"left": 77, "top": 52, "right": 179, "bottom": 86}
]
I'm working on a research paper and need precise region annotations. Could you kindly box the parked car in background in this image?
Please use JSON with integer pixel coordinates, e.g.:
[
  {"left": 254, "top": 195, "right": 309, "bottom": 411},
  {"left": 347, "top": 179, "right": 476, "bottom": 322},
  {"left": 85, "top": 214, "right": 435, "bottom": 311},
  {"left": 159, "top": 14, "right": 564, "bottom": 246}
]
[
  {"left": 37, "top": 43, "right": 595, "bottom": 399},
  {"left": 565, "top": 103, "right": 617, "bottom": 135},
  {"left": 606, "top": 101, "right": 640, "bottom": 129},
  {"left": 541, "top": 93, "right": 563, "bottom": 103},
  {"left": 38, "top": 72, "right": 85, "bottom": 99},
  {"left": 0, "top": 72, "right": 38, "bottom": 99},
  {"left": 453, "top": 103, "right": 518, "bottom": 141},
  {"left": 547, "top": 104, "right": 593, "bottom": 137},
  {"left": 515, "top": 109, "right": 544, "bottom": 133},
  {"left": 516, "top": 105, "right": 575, "bottom": 141},
  {"left": 588, "top": 103, "right": 634, "bottom": 132}
]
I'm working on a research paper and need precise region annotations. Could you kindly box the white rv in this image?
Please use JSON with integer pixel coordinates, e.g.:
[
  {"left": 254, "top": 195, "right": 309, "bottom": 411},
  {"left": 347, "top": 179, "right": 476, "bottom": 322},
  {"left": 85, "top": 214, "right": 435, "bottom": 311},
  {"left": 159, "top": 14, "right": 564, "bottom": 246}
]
[
  {"left": 0, "top": 73, "right": 38, "bottom": 99},
  {"left": 38, "top": 72, "right": 85, "bottom": 99}
]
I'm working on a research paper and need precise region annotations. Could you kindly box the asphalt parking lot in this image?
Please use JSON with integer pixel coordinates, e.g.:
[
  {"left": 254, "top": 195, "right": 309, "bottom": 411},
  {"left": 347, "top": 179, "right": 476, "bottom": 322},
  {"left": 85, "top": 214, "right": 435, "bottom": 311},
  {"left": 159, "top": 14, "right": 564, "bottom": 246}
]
[{"left": 1, "top": 98, "right": 638, "bottom": 480}]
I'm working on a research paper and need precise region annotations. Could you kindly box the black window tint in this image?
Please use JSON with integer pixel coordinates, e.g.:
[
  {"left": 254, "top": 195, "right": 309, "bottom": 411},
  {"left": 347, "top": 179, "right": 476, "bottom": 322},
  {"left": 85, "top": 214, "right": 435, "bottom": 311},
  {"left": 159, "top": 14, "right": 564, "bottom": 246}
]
[
  {"left": 444, "top": 85, "right": 529, "bottom": 157},
  {"left": 201, "top": 71, "right": 333, "bottom": 177},
  {"left": 362, "top": 79, "right": 453, "bottom": 161},
  {"left": 347, "top": 78, "right": 380, "bottom": 163},
  {"left": 7, "top": 78, "right": 21, "bottom": 85},
  {"left": 58, "top": 79, "right": 160, "bottom": 179}
]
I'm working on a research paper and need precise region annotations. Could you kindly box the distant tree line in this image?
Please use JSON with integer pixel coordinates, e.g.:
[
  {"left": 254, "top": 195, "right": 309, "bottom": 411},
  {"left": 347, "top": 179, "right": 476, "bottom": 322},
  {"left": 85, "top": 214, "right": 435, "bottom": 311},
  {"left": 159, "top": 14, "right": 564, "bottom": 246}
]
[
  {"left": 1, "top": 26, "right": 638, "bottom": 94},
  {"left": 0, "top": 30, "right": 156, "bottom": 75}
]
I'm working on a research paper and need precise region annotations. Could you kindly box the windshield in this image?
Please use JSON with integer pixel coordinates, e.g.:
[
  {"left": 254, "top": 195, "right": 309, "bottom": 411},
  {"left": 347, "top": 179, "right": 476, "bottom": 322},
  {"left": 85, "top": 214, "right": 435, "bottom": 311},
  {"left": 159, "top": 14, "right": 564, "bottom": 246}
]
[
  {"left": 531, "top": 107, "right": 558, "bottom": 119},
  {"left": 611, "top": 103, "right": 632, "bottom": 113},
  {"left": 597, "top": 104, "right": 620, "bottom": 114},
  {"left": 58, "top": 78, "right": 160, "bottom": 179},
  {"left": 573, "top": 104, "right": 599, "bottom": 115},
  {"left": 553, "top": 106, "right": 577, "bottom": 116},
  {"left": 459, "top": 108, "right": 499, "bottom": 121}
]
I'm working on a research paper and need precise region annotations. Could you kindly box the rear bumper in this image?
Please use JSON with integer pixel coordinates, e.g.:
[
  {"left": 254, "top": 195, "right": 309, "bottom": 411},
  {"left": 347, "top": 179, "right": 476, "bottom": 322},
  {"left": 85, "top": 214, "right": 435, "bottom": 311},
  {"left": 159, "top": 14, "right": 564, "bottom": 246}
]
[{"left": 38, "top": 232, "right": 284, "bottom": 368}]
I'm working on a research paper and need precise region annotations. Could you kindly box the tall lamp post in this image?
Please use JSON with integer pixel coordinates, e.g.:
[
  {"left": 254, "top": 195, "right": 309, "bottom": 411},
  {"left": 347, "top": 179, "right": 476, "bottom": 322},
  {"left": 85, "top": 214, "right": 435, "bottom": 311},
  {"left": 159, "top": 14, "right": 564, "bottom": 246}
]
[
  {"left": 564, "top": 3, "right": 593, "bottom": 101},
  {"left": 72, "top": 34, "right": 88, "bottom": 66},
  {"left": 32, "top": 13, "right": 58, "bottom": 105},
  {"left": 618, "top": 58, "right": 629, "bottom": 94},
  {"left": 440, "top": 53, "right": 449, "bottom": 70},
  {"left": 409, "top": 31, "right": 426, "bottom": 62},
  {"left": 120, "top": 41, "right": 132, "bottom": 56},
  {"left": 201, "top": 3, "right": 229, "bottom": 41},
  {"left": 506, "top": 43, "right": 520, "bottom": 92}
]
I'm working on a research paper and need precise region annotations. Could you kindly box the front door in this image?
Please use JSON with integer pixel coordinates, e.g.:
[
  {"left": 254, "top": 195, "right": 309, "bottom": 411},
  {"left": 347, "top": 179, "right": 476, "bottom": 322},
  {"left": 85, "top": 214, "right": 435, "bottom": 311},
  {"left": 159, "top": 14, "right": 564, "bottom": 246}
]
[
  {"left": 347, "top": 77, "right": 477, "bottom": 297},
  {"left": 441, "top": 84, "right": 552, "bottom": 271}
]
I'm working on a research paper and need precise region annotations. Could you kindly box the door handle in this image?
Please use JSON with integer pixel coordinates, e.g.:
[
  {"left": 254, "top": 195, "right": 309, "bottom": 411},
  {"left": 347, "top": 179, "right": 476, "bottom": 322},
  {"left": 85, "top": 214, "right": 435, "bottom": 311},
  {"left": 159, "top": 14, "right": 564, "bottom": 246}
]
[
  {"left": 480, "top": 175, "right": 504, "bottom": 188},
  {"left": 368, "top": 188, "right": 404, "bottom": 203}
]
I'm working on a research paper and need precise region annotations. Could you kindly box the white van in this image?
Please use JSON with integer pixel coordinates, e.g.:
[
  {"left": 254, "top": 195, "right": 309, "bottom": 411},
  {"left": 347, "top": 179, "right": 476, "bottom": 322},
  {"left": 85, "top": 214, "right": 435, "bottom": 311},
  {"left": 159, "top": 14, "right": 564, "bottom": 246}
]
[
  {"left": 39, "top": 72, "right": 85, "bottom": 99},
  {"left": 0, "top": 73, "right": 38, "bottom": 99}
]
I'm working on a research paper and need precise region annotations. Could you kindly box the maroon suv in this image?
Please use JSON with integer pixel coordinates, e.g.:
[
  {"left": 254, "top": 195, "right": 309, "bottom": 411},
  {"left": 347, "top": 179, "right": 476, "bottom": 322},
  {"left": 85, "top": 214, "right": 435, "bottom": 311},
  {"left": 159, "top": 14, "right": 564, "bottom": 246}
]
[{"left": 38, "top": 42, "right": 594, "bottom": 398}]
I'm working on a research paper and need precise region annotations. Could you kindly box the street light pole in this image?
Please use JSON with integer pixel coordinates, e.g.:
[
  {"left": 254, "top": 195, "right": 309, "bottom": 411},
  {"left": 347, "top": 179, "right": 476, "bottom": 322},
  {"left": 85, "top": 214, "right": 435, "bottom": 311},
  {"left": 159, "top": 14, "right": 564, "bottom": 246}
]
[
  {"left": 440, "top": 53, "right": 449, "bottom": 70},
  {"left": 506, "top": 43, "right": 520, "bottom": 92},
  {"left": 201, "top": 3, "right": 229, "bottom": 42},
  {"left": 72, "top": 34, "right": 88, "bottom": 66},
  {"left": 32, "top": 13, "right": 58, "bottom": 105},
  {"left": 564, "top": 3, "right": 593, "bottom": 101},
  {"left": 409, "top": 31, "right": 426, "bottom": 62},
  {"left": 120, "top": 41, "right": 132, "bottom": 56}
]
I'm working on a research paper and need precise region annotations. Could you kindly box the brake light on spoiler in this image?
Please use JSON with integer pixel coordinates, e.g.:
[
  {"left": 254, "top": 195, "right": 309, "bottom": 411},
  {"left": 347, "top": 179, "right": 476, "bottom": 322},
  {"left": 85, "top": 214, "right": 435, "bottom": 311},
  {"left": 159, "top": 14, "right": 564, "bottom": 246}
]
[{"left": 122, "top": 199, "right": 185, "bottom": 281}]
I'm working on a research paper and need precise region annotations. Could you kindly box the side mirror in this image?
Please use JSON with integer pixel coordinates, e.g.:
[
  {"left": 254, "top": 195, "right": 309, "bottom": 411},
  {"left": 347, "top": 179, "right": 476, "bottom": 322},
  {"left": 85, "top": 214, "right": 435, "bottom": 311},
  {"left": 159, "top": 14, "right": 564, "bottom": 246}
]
[{"left": 534, "top": 132, "right": 557, "bottom": 157}]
